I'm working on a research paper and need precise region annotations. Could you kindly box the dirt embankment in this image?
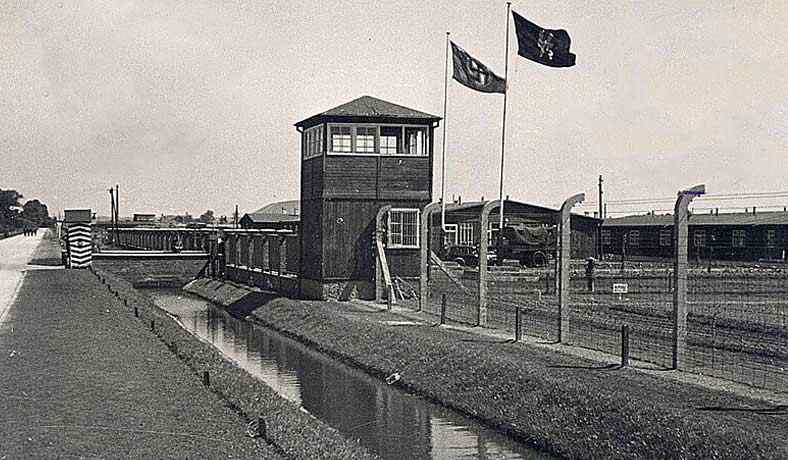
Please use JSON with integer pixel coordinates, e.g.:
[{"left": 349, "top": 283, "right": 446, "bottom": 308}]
[{"left": 237, "top": 292, "right": 788, "bottom": 459}]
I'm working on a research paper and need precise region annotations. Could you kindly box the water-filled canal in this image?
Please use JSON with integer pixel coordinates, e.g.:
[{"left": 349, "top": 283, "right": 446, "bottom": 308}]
[{"left": 149, "top": 289, "right": 547, "bottom": 460}]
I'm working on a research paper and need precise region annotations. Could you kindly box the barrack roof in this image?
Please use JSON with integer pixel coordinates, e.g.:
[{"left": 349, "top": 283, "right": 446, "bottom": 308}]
[{"left": 602, "top": 211, "right": 788, "bottom": 227}]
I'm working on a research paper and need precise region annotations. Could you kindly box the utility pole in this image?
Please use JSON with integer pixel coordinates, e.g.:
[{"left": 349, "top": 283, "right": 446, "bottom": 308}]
[
  {"left": 234, "top": 204, "right": 239, "bottom": 229},
  {"left": 114, "top": 184, "right": 120, "bottom": 244},
  {"left": 598, "top": 175, "right": 604, "bottom": 219},
  {"left": 108, "top": 187, "right": 116, "bottom": 244},
  {"left": 597, "top": 175, "right": 604, "bottom": 258}
]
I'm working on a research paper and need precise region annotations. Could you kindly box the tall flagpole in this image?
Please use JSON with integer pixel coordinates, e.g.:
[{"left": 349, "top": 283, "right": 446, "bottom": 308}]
[
  {"left": 441, "top": 31, "right": 450, "bottom": 230},
  {"left": 498, "top": 2, "right": 512, "bottom": 237}
]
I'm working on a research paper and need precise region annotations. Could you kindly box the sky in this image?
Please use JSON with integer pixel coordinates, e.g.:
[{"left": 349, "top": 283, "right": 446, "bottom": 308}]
[{"left": 2, "top": 0, "right": 786, "bottom": 218}]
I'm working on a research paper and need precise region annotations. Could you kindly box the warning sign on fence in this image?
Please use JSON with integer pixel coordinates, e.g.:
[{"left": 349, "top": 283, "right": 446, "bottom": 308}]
[{"left": 612, "top": 283, "right": 628, "bottom": 294}]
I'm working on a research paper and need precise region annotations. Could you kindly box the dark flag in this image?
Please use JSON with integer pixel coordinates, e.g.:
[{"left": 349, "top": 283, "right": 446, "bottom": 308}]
[
  {"left": 512, "top": 11, "right": 576, "bottom": 68},
  {"left": 450, "top": 41, "right": 506, "bottom": 94}
]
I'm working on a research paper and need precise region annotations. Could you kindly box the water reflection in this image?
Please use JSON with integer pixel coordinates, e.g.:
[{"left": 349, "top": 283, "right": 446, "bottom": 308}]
[{"left": 151, "top": 290, "right": 548, "bottom": 460}]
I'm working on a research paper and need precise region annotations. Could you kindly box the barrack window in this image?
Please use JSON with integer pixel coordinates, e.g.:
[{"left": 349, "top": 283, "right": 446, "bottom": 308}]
[
  {"left": 659, "top": 228, "right": 672, "bottom": 247},
  {"left": 732, "top": 229, "right": 746, "bottom": 248}
]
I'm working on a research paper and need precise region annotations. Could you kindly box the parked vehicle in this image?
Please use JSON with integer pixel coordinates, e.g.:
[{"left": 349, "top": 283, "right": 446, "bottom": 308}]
[
  {"left": 444, "top": 245, "right": 497, "bottom": 266},
  {"left": 494, "top": 225, "right": 556, "bottom": 267}
]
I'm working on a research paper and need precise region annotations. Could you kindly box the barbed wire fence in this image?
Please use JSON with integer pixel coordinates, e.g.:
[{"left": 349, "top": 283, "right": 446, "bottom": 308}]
[{"left": 411, "top": 190, "right": 787, "bottom": 393}]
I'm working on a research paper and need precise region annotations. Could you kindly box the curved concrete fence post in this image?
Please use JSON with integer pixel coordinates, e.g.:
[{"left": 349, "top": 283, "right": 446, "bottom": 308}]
[
  {"left": 672, "top": 184, "right": 705, "bottom": 369},
  {"left": 375, "top": 205, "right": 393, "bottom": 304},
  {"left": 558, "top": 193, "right": 585, "bottom": 344},
  {"left": 478, "top": 200, "right": 502, "bottom": 327},
  {"left": 419, "top": 202, "right": 442, "bottom": 312}
]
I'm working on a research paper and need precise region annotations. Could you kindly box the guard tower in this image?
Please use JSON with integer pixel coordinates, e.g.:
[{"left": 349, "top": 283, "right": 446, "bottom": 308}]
[
  {"left": 295, "top": 96, "right": 441, "bottom": 299},
  {"left": 63, "top": 209, "right": 93, "bottom": 268}
]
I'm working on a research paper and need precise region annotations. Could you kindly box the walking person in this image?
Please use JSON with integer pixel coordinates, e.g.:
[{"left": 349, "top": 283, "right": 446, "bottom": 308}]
[{"left": 585, "top": 257, "right": 596, "bottom": 293}]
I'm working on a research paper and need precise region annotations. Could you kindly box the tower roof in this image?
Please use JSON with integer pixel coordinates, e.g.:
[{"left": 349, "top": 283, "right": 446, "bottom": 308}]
[{"left": 295, "top": 96, "right": 440, "bottom": 127}]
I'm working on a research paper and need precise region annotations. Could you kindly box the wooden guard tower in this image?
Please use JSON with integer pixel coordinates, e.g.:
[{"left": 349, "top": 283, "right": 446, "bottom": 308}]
[{"left": 295, "top": 96, "right": 441, "bottom": 299}]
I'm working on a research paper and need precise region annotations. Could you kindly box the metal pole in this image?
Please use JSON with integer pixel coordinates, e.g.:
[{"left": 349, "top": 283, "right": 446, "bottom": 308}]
[
  {"left": 621, "top": 324, "right": 630, "bottom": 367},
  {"left": 497, "top": 2, "right": 512, "bottom": 235},
  {"left": 441, "top": 31, "right": 450, "bottom": 230},
  {"left": 114, "top": 184, "right": 120, "bottom": 245},
  {"left": 598, "top": 175, "right": 603, "bottom": 221},
  {"left": 440, "top": 294, "right": 447, "bottom": 325}
]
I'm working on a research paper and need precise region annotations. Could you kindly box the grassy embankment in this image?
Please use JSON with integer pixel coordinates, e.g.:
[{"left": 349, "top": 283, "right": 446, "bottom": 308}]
[
  {"left": 93, "top": 268, "right": 377, "bottom": 460},
  {"left": 242, "top": 295, "right": 788, "bottom": 459},
  {"left": 0, "top": 269, "right": 281, "bottom": 458}
]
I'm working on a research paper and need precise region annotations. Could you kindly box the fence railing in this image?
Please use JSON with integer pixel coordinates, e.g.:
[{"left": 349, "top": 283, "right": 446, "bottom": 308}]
[{"left": 223, "top": 230, "right": 299, "bottom": 276}]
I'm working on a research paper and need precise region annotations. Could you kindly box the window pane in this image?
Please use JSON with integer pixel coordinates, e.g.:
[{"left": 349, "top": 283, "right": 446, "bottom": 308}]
[
  {"left": 356, "top": 127, "right": 376, "bottom": 153},
  {"left": 389, "top": 210, "right": 419, "bottom": 247},
  {"left": 330, "top": 126, "right": 353, "bottom": 152},
  {"left": 380, "top": 126, "right": 401, "bottom": 154},
  {"left": 405, "top": 127, "right": 426, "bottom": 155}
]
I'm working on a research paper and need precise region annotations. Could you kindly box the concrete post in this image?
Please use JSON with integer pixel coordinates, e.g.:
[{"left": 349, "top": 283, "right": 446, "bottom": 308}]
[
  {"left": 478, "top": 200, "right": 502, "bottom": 327},
  {"left": 278, "top": 236, "right": 285, "bottom": 291},
  {"left": 235, "top": 233, "right": 241, "bottom": 268},
  {"left": 375, "top": 205, "right": 392, "bottom": 304},
  {"left": 419, "top": 202, "right": 442, "bottom": 312},
  {"left": 248, "top": 234, "right": 255, "bottom": 269},
  {"left": 558, "top": 193, "right": 585, "bottom": 344},
  {"left": 672, "top": 184, "right": 705, "bottom": 369}
]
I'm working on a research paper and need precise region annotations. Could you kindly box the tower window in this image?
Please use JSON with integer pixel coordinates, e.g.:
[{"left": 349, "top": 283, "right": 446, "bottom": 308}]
[
  {"left": 380, "top": 126, "right": 401, "bottom": 154},
  {"left": 388, "top": 209, "right": 419, "bottom": 248},
  {"left": 355, "top": 127, "right": 377, "bottom": 153},
  {"left": 405, "top": 127, "right": 426, "bottom": 155},
  {"left": 330, "top": 126, "right": 352, "bottom": 152}
]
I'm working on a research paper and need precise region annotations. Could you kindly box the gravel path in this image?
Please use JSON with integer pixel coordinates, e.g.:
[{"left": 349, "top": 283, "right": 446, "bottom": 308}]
[
  {"left": 0, "top": 267, "right": 281, "bottom": 458},
  {"left": 0, "top": 232, "right": 44, "bottom": 326}
]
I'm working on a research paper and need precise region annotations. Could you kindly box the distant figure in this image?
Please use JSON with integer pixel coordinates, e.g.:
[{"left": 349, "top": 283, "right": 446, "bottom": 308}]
[{"left": 585, "top": 257, "right": 596, "bottom": 293}]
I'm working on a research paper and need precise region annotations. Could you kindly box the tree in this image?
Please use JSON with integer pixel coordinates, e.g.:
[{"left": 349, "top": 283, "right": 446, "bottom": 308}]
[
  {"left": 21, "top": 199, "right": 50, "bottom": 226},
  {"left": 0, "top": 189, "right": 23, "bottom": 229},
  {"left": 198, "top": 209, "right": 215, "bottom": 224},
  {"left": 174, "top": 213, "right": 193, "bottom": 224}
]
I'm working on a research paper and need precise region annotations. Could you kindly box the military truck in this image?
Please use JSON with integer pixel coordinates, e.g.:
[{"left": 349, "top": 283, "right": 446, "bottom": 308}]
[{"left": 494, "top": 224, "right": 556, "bottom": 267}]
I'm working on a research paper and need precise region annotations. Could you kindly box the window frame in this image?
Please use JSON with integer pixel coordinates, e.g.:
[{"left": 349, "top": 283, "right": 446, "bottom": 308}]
[
  {"left": 458, "top": 222, "right": 474, "bottom": 246},
  {"left": 659, "top": 228, "right": 672, "bottom": 247},
  {"left": 303, "top": 124, "right": 324, "bottom": 160},
  {"left": 329, "top": 125, "right": 353, "bottom": 153},
  {"left": 387, "top": 208, "right": 420, "bottom": 249},
  {"left": 443, "top": 223, "right": 458, "bottom": 247},
  {"left": 694, "top": 230, "right": 706, "bottom": 248},
  {"left": 766, "top": 229, "right": 777, "bottom": 248},
  {"left": 326, "top": 123, "right": 429, "bottom": 157},
  {"left": 731, "top": 229, "right": 746, "bottom": 248},
  {"left": 601, "top": 229, "right": 611, "bottom": 246},
  {"left": 627, "top": 230, "right": 640, "bottom": 248},
  {"left": 354, "top": 125, "right": 377, "bottom": 153}
]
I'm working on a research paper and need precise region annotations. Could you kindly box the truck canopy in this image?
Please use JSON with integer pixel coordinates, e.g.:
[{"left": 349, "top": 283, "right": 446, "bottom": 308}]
[{"left": 501, "top": 225, "right": 555, "bottom": 247}]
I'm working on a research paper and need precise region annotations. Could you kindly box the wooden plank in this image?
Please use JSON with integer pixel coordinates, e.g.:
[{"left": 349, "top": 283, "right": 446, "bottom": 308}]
[
  {"left": 430, "top": 251, "right": 471, "bottom": 295},
  {"left": 376, "top": 238, "right": 395, "bottom": 304}
]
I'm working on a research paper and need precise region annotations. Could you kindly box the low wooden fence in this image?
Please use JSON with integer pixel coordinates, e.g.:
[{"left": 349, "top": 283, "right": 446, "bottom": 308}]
[{"left": 223, "top": 229, "right": 300, "bottom": 297}]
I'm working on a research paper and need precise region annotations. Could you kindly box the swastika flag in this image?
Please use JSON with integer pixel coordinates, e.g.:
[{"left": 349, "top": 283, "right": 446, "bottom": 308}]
[
  {"left": 512, "top": 11, "right": 576, "bottom": 68},
  {"left": 450, "top": 42, "right": 506, "bottom": 94}
]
